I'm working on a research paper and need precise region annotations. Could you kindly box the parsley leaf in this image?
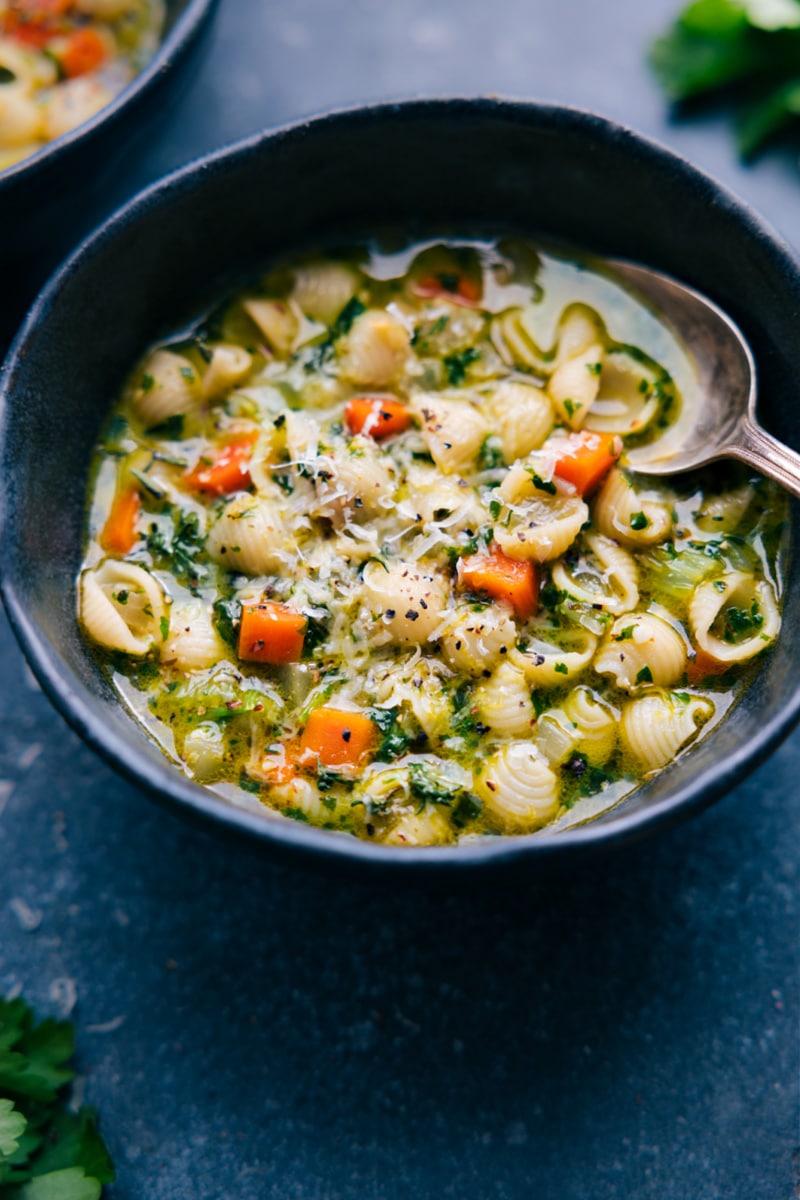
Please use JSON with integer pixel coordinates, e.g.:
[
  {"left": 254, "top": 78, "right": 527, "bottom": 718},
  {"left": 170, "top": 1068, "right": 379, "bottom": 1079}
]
[
  {"left": 146, "top": 509, "right": 208, "bottom": 594},
  {"left": 443, "top": 346, "right": 480, "bottom": 386},
  {"left": 650, "top": 0, "right": 800, "bottom": 157},
  {"left": 408, "top": 762, "right": 463, "bottom": 809},
  {"left": 370, "top": 707, "right": 414, "bottom": 760},
  {"left": 478, "top": 436, "right": 505, "bottom": 470},
  {"left": 0, "top": 995, "right": 114, "bottom": 1195}
]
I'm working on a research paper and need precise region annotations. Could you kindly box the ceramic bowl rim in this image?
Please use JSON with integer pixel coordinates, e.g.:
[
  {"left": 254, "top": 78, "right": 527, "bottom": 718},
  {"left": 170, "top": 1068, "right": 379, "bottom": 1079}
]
[{"left": 3, "top": 96, "right": 800, "bottom": 873}]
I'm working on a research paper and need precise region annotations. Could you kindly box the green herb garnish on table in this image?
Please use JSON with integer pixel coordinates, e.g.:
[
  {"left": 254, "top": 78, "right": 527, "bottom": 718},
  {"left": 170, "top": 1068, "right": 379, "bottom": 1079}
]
[
  {"left": 650, "top": 0, "right": 800, "bottom": 157},
  {"left": 0, "top": 996, "right": 114, "bottom": 1199}
]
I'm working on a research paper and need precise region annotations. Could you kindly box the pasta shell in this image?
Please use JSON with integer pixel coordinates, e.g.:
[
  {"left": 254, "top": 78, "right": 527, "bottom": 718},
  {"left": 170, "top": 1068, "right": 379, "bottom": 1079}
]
[
  {"left": 488, "top": 380, "right": 554, "bottom": 462},
  {"left": 595, "top": 612, "right": 687, "bottom": 693},
  {"left": 362, "top": 560, "right": 449, "bottom": 644},
  {"left": 551, "top": 532, "right": 639, "bottom": 614},
  {"left": 474, "top": 662, "right": 536, "bottom": 737},
  {"left": 583, "top": 349, "right": 660, "bottom": 436},
  {"left": 383, "top": 806, "right": 453, "bottom": 846},
  {"left": 411, "top": 393, "right": 489, "bottom": 476},
  {"left": 243, "top": 298, "right": 299, "bottom": 357},
  {"left": 562, "top": 686, "right": 617, "bottom": 764},
  {"left": 0, "top": 86, "right": 43, "bottom": 145},
  {"left": 43, "top": 77, "right": 111, "bottom": 141},
  {"left": 440, "top": 603, "right": 517, "bottom": 675},
  {"left": 161, "top": 601, "right": 228, "bottom": 671},
  {"left": 492, "top": 304, "right": 554, "bottom": 373},
  {"left": 312, "top": 439, "right": 396, "bottom": 523},
  {"left": 511, "top": 628, "right": 597, "bottom": 688},
  {"left": 689, "top": 571, "right": 780, "bottom": 664},
  {"left": 694, "top": 485, "right": 753, "bottom": 534},
  {"left": 548, "top": 342, "right": 603, "bottom": 429},
  {"left": 475, "top": 743, "right": 559, "bottom": 831},
  {"left": 620, "top": 691, "right": 714, "bottom": 771},
  {"left": 494, "top": 493, "right": 589, "bottom": 562},
  {"left": 291, "top": 261, "right": 360, "bottom": 324},
  {"left": 339, "top": 309, "right": 410, "bottom": 387},
  {"left": 79, "top": 560, "right": 167, "bottom": 656},
  {"left": 206, "top": 495, "right": 289, "bottom": 575},
  {"left": 131, "top": 349, "right": 202, "bottom": 427},
  {"left": 201, "top": 343, "right": 253, "bottom": 401},
  {"left": 592, "top": 467, "right": 672, "bottom": 547}
]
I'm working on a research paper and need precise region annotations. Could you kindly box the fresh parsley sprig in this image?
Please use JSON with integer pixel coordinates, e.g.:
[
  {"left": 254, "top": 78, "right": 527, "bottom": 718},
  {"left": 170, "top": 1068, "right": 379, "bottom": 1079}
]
[
  {"left": 650, "top": 0, "right": 800, "bottom": 157},
  {"left": 0, "top": 996, "right": 115, "bottom": 1199}
]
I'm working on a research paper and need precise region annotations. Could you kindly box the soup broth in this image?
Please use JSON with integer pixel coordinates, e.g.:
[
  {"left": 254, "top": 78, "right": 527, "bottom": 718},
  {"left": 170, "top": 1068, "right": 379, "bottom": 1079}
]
[{"left": 77, "top": 239, "right": 788, "bottom": 845}]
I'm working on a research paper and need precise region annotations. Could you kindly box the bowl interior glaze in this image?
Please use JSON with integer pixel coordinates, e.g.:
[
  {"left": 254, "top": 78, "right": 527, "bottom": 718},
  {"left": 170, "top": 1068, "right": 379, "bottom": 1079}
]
[{"left": 2, "top": 100, "right": 799, "bottom": 876}]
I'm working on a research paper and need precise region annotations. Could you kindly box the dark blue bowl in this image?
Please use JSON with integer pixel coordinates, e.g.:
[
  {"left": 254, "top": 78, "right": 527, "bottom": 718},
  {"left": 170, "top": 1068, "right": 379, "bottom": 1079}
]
[
  {"left": 0, "top": 0, "right": 219, "bottom": 346},
  {"left": 2, "top": 99, "right": 799, "bottom": 878}
]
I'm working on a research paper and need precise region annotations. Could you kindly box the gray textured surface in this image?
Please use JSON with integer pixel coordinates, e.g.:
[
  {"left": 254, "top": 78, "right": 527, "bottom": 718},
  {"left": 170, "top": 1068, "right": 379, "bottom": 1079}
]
[{"left": 1, "top": 1, "right": 799, "bottom": 1197}]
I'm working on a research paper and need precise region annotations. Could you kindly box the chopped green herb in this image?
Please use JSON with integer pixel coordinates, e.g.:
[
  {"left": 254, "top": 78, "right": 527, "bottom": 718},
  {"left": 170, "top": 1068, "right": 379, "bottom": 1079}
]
[
  {"left": 370, "top": 707, "right": 414, "bottom": 760},
  {"left": 238, "top": 773, "right": 262, "bottom": 795},
  {"left": 723, "top": 602, "right": 763, "bottom": 642},
  {"left": 443, "top": 346, "right": 480, "bottom": 386},
  {"left": 630, "top": 511, "right": 650, "bottom": 531},
  {"left": 554, "top": 662, "right": 568, "bottom": 675},
  {"left": 0, "top": 994, "right": 115, "bottom": 1195},
  {"left": 615, "top": 625, "right": 635, "bottom": 641},
  {"left": 479, "top": 436, "right": 505, "bottom": 470},
  {"left": 140, "top": 373, "right": 155, "bottom": 393},
  {"left": 529, "top": 470, "right": 557, "bottom": 496},
  {"left": 408, "top": 762, "right": 462, "bottom": 810},
  {"left": 213, "top": 597, "right": 242, "bottom": 648},
  {"left": 146, "top": 414, "right": 184, "bottom": 439},
  {"left": 636, "top": 665, "right": 653, "bottom": 685}
]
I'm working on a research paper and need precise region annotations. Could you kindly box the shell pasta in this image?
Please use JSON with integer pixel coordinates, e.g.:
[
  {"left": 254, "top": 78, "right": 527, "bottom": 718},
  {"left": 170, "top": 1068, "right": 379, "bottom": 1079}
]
[{"left": 77, "top": 238, "right": 789, "bottom": 845}]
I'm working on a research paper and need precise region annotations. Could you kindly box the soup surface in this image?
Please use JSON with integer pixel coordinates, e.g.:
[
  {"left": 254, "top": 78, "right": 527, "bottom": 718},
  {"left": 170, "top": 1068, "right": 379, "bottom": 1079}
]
[
  {"left": 0, "top": 0, "right": 164, "bottom": 171},
  {"left": 77, "top": 239, "right": 788, "bottom": 845}
]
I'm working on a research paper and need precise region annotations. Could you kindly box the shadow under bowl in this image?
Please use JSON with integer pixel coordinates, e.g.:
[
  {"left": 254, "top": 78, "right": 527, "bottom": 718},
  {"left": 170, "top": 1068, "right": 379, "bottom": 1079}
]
[{"left": 2, "top": 98, "right": 799, "bottom": 879}]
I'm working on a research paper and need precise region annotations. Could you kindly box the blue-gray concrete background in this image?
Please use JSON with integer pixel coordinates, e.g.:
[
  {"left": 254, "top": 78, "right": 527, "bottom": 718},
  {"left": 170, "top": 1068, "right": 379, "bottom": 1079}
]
[{"left": 1, "top": 2, "right": 798, "bottom": 1197}]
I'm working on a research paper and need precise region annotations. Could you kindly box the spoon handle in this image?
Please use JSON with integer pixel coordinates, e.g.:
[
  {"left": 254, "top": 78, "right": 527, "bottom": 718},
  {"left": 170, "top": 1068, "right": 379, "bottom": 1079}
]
[{"left": 733, "top": 419, "right": 800, "bottom": 500}]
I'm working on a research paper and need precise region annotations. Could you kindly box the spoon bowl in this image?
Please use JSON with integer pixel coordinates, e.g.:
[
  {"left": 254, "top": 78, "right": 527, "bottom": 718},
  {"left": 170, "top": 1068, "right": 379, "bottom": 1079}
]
[{"left": 615, "top": 260, "right": 800, "bottom": 498}]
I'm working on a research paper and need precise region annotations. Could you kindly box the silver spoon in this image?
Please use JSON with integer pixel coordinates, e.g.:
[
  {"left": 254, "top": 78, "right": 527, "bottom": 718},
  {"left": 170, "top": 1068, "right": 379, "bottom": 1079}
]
[{"left": 608, "top": 260, "right": 800, "bottom": 499}]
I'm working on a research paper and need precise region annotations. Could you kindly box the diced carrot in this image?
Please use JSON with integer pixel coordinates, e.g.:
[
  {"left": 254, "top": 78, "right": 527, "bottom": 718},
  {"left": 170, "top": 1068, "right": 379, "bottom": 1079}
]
[
  {"left": 413, "top": 272, "right": 482, "bottom": 307},
  {"left": 238, "top": 602, "right": 306, "bottom": 665},
  {"left": 459, "top": 543, "right": 538, "bottom": 620},
  {"left": 553, "top": 431, "right": 620, "bottom": 496},
  {"left": 299, "top": 707, "right": 377, "bottom": 769},
  {"left": 100, "top": 486, "right": 140, "bottom": 555},
  {"left": 344, "top": 395, "right": 412, "bottom": 441},
  {"left": 14, "top": 0, "right": 72, "bottom": 16},
  {"left": 3, "top": 1, "right": 71, "bottom": 45},
  {"left": 686, "top": 648, "right": 728, "bottom": 685},
  {"left": 184, "top": 433, "right": 258, "bottom": 496},
  {"left": 55, "top": 26, "right": 108, "bottom": 77}
]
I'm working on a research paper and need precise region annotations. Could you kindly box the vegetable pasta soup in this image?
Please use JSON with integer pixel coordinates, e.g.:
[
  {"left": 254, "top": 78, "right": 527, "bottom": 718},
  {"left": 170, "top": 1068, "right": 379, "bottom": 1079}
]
[
  {"left": 77, "top": 239, "right": 788, "bottom": 846},
  {"left": 0, "top": 0, "right": 164, "bottom": 171}
]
